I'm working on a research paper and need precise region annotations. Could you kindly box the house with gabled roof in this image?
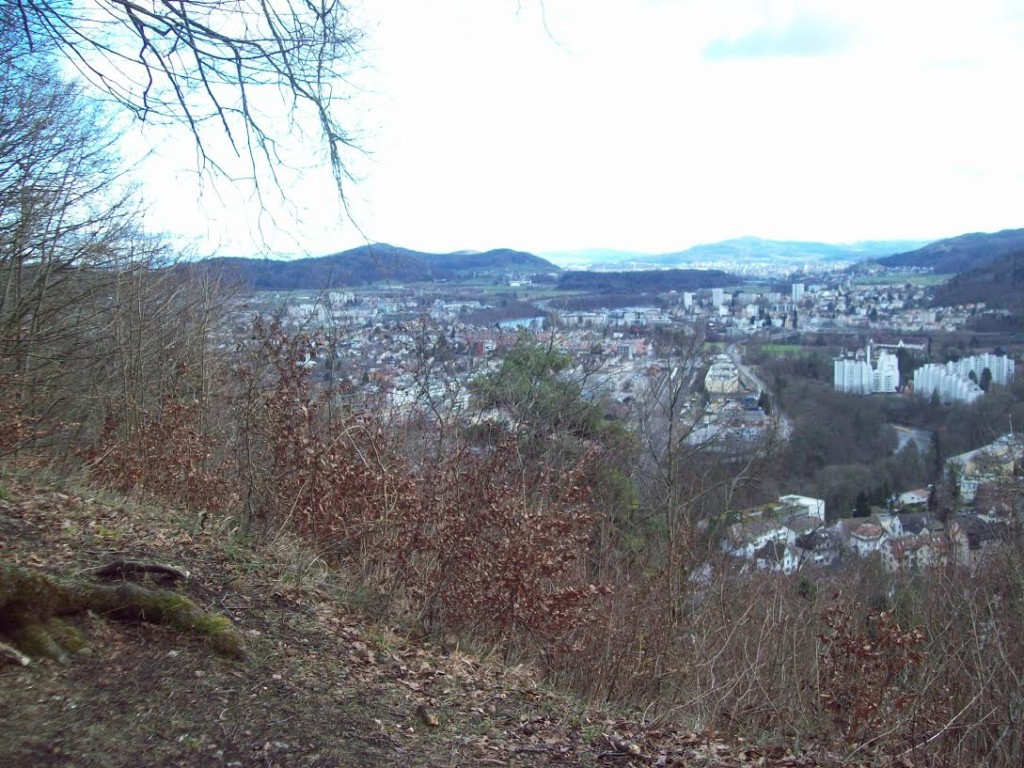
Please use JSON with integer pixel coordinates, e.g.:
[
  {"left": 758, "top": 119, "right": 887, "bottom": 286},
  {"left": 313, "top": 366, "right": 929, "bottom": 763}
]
[
  {"left": 796, "top": 528, "right": 842, "bottom": 567},
  {"left": 723, "top": 518, "right": 795, "bottom": 560},
  {"left": 946, "top": 433, "right": 1022, "bottom": 503},
  {"left": 752, "top": 541, "right": 801, "bottom": 574},
  {"left": 881, "top": 521, "right": 969, "bottom": 572},
  {"left": 849, "top": 522, "right": 886, "bottom": 556}
]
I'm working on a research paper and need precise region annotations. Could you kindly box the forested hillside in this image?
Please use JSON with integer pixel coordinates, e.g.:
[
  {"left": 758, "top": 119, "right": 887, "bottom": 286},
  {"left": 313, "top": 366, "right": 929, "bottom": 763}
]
[
  {"left": 876, "top": 228, "right": 1024, "bottom": 273},
  {"left": 932, "top": 251, "right": 1024, "bottom": 312},
  {"left": 197, "top": 245, "right": 559, "bottom": 290}
]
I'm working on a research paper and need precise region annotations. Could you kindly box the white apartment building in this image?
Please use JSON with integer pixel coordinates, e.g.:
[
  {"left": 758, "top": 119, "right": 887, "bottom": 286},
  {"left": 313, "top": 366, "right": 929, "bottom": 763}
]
[
  {"left": 873, "top": 350, "right": 900, "bottom": 393},
  {"left": 910, "top": 353, "right": 1013, "bottom": 404},
  {"left": 791, "top": 283, "right": 805, "bottom": 302},
  {"left": 834, "top": 357, "right": 873, "bottom": 394},
  {"left": 833, "top": 347, "right": 899, "bottom": 394},
  {"left": 945, "top": 354, "right": 1015, "bottom": 386},
  {"left": 913, "top": 364, "right": 984, "bottom": 404}
]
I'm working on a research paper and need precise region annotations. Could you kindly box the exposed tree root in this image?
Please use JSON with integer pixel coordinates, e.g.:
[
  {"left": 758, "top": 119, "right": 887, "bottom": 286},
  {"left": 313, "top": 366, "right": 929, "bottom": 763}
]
[
  {"left": 0, "top": 564, "right": 245, "bottom": 663},
  {"left": 87, "top": 559, "right": 191, "bottom": 583}
]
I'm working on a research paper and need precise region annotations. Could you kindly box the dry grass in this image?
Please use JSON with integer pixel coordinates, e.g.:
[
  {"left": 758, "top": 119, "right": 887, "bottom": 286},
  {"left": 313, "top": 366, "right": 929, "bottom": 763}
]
[{"left": 1, "top": 467, "right": 850, "bottom": 768}]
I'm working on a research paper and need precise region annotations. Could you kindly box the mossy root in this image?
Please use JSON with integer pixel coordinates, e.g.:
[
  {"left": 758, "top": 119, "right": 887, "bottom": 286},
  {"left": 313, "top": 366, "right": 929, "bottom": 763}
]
[{"left": 0, "top": 564, "right": 245, "bottom": 662}]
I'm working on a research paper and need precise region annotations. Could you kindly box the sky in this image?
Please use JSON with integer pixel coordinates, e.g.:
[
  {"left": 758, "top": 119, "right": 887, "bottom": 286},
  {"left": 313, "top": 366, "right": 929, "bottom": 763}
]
[{"left": 132, "top": 0, "right": 1024, "bottom": 258}]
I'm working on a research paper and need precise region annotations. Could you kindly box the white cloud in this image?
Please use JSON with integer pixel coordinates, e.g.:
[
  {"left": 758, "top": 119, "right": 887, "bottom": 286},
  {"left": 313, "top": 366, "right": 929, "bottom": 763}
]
[{"left": 704, "top": 12, "right": 855, "bottom": 60}]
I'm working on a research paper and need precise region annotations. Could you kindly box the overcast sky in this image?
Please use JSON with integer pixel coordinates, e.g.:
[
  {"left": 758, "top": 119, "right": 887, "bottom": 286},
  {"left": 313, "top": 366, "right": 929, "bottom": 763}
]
[{"left": 135, "top": 0, "right": 1024, "bottom": 258}]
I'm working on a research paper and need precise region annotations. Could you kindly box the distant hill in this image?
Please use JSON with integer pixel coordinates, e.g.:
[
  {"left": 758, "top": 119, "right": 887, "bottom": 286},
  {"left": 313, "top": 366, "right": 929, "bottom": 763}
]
[
  {"left": 875, "top": 228, "right": 1024, "bottom": 274},
  {"left": 540, "top": 248, "right": 658, "bottom": 269},
  {"left": 193, "top": 244, "right": 559, "bottom": 290},
  {"left": 556, "top": 268, "right": 736, "bottom": 293},
  {"left": 653, "top": 237, "right": 924, "bottom": 267},
  {"left": 544, "top": 237, "right": 925, "bottom": 270},
  {"left": 428, "top": 248, "right": 556, "bottom": 273},
  {"left": 932, "top": 250, "right": 1024, "bottom": 312}
]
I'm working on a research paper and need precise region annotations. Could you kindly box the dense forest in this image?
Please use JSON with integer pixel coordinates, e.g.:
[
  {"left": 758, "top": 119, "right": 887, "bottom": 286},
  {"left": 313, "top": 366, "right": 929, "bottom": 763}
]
[{"left": 932, "top": 250, "right": 1024, "bottom": 315}]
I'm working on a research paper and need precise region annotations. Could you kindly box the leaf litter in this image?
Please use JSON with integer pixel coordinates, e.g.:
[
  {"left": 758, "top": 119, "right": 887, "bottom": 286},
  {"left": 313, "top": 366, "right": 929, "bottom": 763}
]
[{"left": 0, "top": 476, "right": 850, "bottom": 767}]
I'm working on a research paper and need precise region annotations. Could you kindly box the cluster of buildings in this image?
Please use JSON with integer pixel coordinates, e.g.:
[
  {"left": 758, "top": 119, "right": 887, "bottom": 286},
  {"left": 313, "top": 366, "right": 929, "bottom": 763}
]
[
  {"left": 723, "top": 434, "right": 1023, "bottom": 575},
  {"left": 723, "top": 497, "right": 992, "bottom": 575},
  {"left": 833, "top": 341, "right": 902, "bottom": 394},
  {"left": 912, "top": 353, "right": 1015, "bottom": 404},
  {"left": 834, "top": 340, "right": 1015, "bottom": 403},
  {"left": 232, "top": 273, "right": 1022, "bottom": 583},
  {"left": 696, "top": 277, "right": 995, "bottom": 337}
]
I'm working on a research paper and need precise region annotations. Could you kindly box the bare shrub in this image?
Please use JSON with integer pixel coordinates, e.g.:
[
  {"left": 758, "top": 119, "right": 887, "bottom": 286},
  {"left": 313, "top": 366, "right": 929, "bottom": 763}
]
[
  {"left": 89, "top": 395, "right": 233, "bottom": 514},
  {"left": 228, "top": 316, "right": 413, "bottom": 563},
  {"left": 817, "top": 600, "right": 928, "bottom": 754},
  {"left": 396, "top": 439, "right": 599, "bottom": 650}
]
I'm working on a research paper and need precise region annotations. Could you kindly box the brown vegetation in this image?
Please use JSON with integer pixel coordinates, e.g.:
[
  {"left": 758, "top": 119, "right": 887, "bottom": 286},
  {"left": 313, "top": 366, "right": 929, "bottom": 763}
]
[
  {"left": 6, "top": 289, "right": 1024, "bottom": 764},
  {"left": 4, "top": 8, "right": 1024, "bottom": 763}
]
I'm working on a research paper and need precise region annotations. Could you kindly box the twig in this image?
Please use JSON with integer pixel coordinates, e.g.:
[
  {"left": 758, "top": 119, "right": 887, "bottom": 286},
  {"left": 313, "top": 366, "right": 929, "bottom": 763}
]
[{"left": 0, "top": 640, "right": 31, "bottom": 666}]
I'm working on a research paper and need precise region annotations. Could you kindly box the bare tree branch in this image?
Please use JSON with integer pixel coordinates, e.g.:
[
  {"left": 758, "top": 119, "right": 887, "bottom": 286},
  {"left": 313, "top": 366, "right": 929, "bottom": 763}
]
[{"left": 9, "top": 0, "right": 363, "bottom": 208}]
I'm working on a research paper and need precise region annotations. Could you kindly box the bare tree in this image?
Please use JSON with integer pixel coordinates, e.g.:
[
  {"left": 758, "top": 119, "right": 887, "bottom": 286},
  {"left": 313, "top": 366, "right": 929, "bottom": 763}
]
[
  {"left": 629, "top": 328, "right": 783, "bottom": 614},
  {"left": 1, "top": 18, "right": 232, "bottom": 456},
  {"left": 8, "top": 0, "right": 363, "bottom": 206}
]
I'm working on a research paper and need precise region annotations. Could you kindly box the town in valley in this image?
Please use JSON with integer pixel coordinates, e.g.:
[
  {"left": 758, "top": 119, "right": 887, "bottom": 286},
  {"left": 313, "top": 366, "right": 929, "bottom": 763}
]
[{"left": 214, "top": 232, "right": 1024, "bottom": 580}]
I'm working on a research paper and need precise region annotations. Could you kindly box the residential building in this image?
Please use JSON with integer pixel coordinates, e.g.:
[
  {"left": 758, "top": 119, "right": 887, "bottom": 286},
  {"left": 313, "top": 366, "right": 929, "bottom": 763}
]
[
  {"left": 873, "top": 350, "right": 900, "bottom": 393},
  {"left": 945, "top": 353, "right": 1015, "bottom": 387},
  {"left": 778, "top": 494, "right": 826, "bottom": 520},
  {"left": 723, "top": 519, "right": 796, "bottom": 560},
  {"left": 849, "top": 522, "right": 886, "bottom": 556},
  {"left": 752, "top": 541, "right": 801, "bottom": 574},
  {"left": 946, "top": 434, "right": 1023, "bottom": 503},
  {"left": 834, "top": 355, "right": 873, "bottom": 394},
  {"left": 913, "top": 364, "right": 984, "bottom": 404},
  {"left": 833, "top": 346, "right": 898, "bottom": 394},
  {"left": 881, "top": 522, "right": 969, "bottom": 572}
]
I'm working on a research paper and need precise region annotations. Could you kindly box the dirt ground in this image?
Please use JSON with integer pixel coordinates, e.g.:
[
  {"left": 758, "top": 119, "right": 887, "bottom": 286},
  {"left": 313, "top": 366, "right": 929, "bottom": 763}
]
[{"left": 0, "top": 474, "right": 840, "bottom": 767}]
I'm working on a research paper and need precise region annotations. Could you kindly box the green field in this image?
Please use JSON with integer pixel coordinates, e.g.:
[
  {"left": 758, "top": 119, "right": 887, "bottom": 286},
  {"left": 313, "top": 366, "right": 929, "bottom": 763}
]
[{"left": 757, "top": 344, "right": 805, "bottom": 356}]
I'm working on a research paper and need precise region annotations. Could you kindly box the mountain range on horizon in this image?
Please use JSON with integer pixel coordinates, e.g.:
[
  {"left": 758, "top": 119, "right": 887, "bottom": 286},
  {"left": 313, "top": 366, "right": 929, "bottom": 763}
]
[
  {"left": 188, "top": 228, "right": 1024, "bottom": 290},
  {"left": 540, "top": 236, "right": 932, "bottom": 269}
]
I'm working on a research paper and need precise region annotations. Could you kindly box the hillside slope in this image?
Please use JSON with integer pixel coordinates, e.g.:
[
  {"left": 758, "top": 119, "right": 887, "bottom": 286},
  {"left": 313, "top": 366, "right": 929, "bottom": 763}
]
[
  {"left": 875, "top": 228, "right": 1024, "bottom": 274},
  {"left": 931, "top": 250, "right": 1024, "bottom": 311},
  {"left": 653, "top": 236, "right": 923, "bottom": 267},
  {"left": 194, "top": 245, "right": 558, "bottom": 290},
  {"left": 0, "top": 474, "right": 828, "bottom": 768}
]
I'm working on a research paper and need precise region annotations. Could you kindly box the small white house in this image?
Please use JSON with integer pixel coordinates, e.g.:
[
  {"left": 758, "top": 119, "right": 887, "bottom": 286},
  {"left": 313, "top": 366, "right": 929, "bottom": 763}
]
[{"left": 849, "top": 522, "right": 886, "bottom": 556}]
